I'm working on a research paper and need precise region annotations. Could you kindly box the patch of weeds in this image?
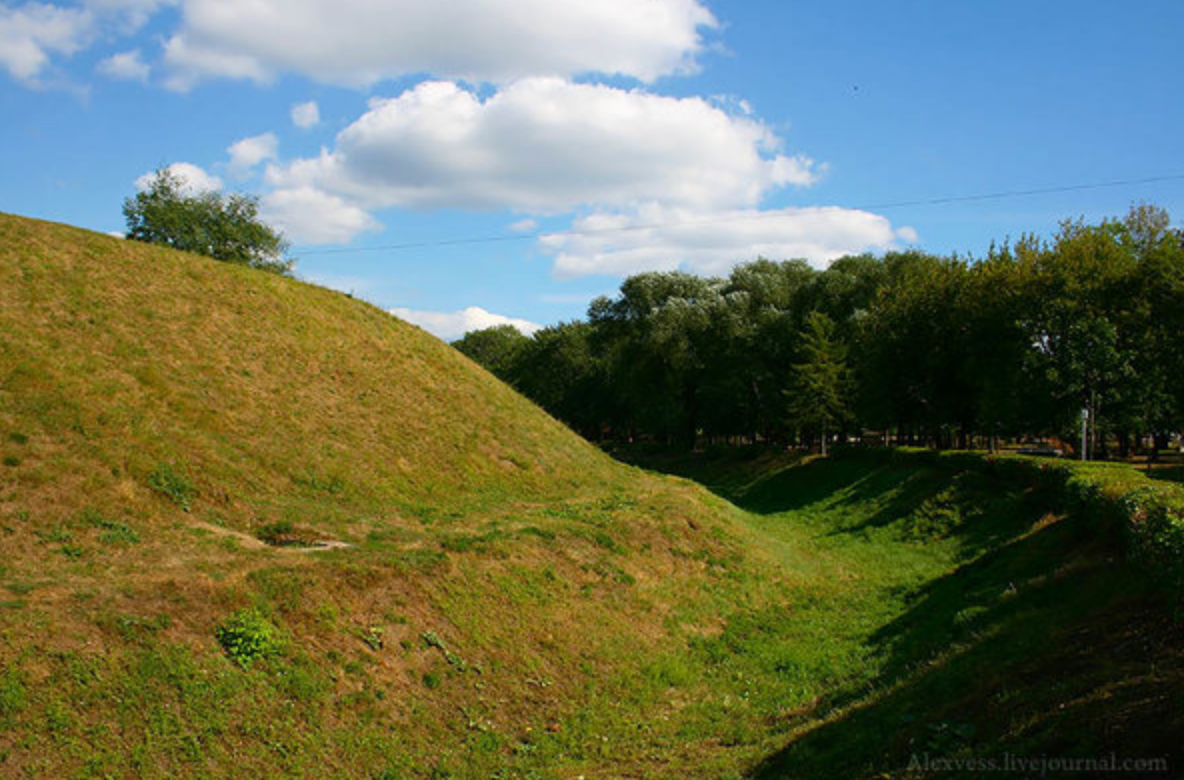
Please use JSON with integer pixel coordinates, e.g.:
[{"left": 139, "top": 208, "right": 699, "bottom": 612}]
[
  {"left": 422, "top": 631, "right": 446, "bottom": 651},
  {"left": 81, "top": 509, "right": 140, "bottom": 545},
  {"left": 6, "top": 432, "right": 28, "bottom": 445},
  {"left": 422, "top": 671, "right": 442, "bottom": 689},
  {"left": 5, "top": 581, "right": 41, "bottom": 596},
  {"left": 518, "top": 525, "right": 556, "bottom": 541},
  {"left": 0, "top": 600, "right": 25, "bottom": 610},
  {"left": 215, "top": 609, "right": 283, "bottom": 668},
  {"left": 58, "top": 543, "right": 85, "bottom": 560},
  {"left": 1, "top": 456, "right": 19, "bottom": 468},
  {"left": 148, "top": 462, "right": 195, "bottom": 511},
  {"left": 98, "top": 522, "right": 140, "bottom": 545},
  {"left": 35, "top": 525, "right": 73, "bottom": 544},
  {"left": 363, "top": 626, "right": 384, "bottom": 651},
  {"left": 422, "top": 631, "right": 468, "bottom": 670}
]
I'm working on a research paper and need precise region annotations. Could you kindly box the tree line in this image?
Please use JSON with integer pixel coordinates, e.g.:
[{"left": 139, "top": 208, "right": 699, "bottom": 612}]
[{"left": 457, "top": 205, "right": 1184, "bottom": 457}]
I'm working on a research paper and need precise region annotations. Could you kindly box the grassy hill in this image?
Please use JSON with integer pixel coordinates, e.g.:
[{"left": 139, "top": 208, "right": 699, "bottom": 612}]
[
  {"left": 1, "top": 213, "right": 1181, "bottom": 779},
  {"left": 0, "top": 213, "right": 757, "bottom": 778}
]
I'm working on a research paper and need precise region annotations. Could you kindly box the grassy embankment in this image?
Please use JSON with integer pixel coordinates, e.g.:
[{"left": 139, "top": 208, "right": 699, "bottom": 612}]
[{"left": 2, "top": 212, "right": 1181, "bottom": 778}]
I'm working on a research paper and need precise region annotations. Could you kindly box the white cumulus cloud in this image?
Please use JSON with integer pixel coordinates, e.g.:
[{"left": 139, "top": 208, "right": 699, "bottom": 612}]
[
  {"left": 389, "top": 305, "right": 541, "bottom": 342},
  {"left": 541, "top": 204, "right": 918, "bottom": 278},
  {"left": 226, "top": 132, "right": 278, "bottom": 177},
  {"left": 290, "top": 100, "right": 320, "bottom": 129},
  {"left": 162, "top": 0, "right": 715, "bottom": 88},
  {"left": 1, "top": 1, "right": 173, "bottom": 84},
  {"left": 267, "top": 78, "right": 818, "bottom": 222},
  {"left": 0, "top": 3, "right": 93, "bottom": 82},
  {"left": 135, "top": 161, "right": 222, "bottom": 195},
  {"left": 97, "top": 48, "right": 149, "bottom": 80},
  {"left": 261, "top": 187, "right": 379, "bottom": 245}
]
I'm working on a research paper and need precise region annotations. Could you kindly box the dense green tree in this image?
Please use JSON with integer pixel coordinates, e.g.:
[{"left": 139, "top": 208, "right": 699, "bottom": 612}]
[
  {"left": 787, "top": 312, "right": 850, "bottom": 455},
  {"left": 124, "top": 168, "right": 292, "bottom": 275},
  {"left": 453, "top": 325, "right": 529, "bottom": 381},
  {"left": 455, "top": 205, "right": 1183, "bottom": 457},
  {"left": 512, "top": 322, "right": 609, "bottom": 439}
]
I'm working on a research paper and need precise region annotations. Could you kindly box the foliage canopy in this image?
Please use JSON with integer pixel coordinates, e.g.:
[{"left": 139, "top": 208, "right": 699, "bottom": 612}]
[
  {"left": 459, "top": 204, "right": 1184, "bottom": 455},
  {"left": 124, "top": 168, "right": 292, "bottom": 275}
]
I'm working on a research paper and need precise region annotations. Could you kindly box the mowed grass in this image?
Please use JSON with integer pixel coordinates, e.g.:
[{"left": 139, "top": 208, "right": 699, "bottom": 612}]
[{"left": 1, "top": 214, "right": 1180, "bottom": 778}]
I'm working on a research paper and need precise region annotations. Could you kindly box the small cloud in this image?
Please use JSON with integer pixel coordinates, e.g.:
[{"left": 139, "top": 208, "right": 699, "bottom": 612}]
[
  {"left": 227, "top": 132, "right": 278, "bottom": 177},
  {"left": 508, "top": 218, "right": 538, "bottom": 233},
  {"left": 388, "top": 305, "right": 541, "bottom": 342},
  {"left": 134, "top": 162, "right": 222, "bottom": 195},
  {"left": 290, "top": 100, "right": 320, "bottom": 128},
  {"left": 261, "top": 186, "right": 379, "bottom": 245},
  {"left": 97, "top": 48, "right": 149, "bottom": 81},
  {"left": 541, "top": 203, "right": 916, "bottom": 278}
]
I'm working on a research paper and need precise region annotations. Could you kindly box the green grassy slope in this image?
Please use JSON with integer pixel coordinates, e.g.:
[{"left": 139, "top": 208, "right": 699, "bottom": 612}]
[
  {"left": 0, "top": 214, "right": 758, "bottom": 778},
  {"left": 623, "top": 448, "right": 1184, "bottom": 779},
  {"left": 1, "top": 214, "right": 1179, "bottom": 779}
]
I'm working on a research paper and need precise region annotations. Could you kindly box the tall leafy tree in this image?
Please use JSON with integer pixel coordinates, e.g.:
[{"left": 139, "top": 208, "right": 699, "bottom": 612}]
[
  {"left": 124, "top": 168, "right": 292, "bottom": 275},
  {"left": 787, "top": 312, "right": 851, "bottom": 455}
]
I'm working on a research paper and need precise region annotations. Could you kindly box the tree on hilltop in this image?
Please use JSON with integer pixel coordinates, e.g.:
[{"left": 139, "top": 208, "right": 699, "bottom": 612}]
[{"left": 124, "top": 168, "right": 293, "bottom": 275}]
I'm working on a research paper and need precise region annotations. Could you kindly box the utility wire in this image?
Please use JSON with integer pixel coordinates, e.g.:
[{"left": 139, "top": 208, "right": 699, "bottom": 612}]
[{"left": 290, "top": 173, "right": 1184, "bottom": 258}]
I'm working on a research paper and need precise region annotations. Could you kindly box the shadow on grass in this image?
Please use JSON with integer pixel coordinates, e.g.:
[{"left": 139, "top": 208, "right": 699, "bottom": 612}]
[
  {"left": 1147, "top": 466, "right": 1184, "bottom": 486},
  {"left": 621, "top": 447, "right": 1184, "bottom": 778},
  {"left": 615, "top": 446, "right": 912, "bottom": 515},
  {"left": 622, "top": 447, "right": 1047, "bottom": 561},
  {"left": 741, "top": 493, "right": 1184, "bottom": 778},
  {"left": 749, "top": 551, "right": 1184, "bottom": 779}
]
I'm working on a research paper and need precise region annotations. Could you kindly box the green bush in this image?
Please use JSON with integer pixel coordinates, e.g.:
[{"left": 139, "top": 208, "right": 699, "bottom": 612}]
[
  {"left": 215, "top": 609, "right": 283, "bottom": 668},
  {"left": 880, "top": 447, "right": 1184, "bottom": 604}
]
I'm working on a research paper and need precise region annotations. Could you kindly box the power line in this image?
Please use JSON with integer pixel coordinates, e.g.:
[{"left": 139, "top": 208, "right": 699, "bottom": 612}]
[{"left": 290, "top": 173, "right": 1184, "bottom": 258}]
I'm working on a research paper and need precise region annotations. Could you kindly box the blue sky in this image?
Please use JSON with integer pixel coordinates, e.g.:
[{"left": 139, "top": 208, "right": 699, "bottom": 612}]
[{"left": 2, "top": 0, "right": 1182, "bottom": 339}]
